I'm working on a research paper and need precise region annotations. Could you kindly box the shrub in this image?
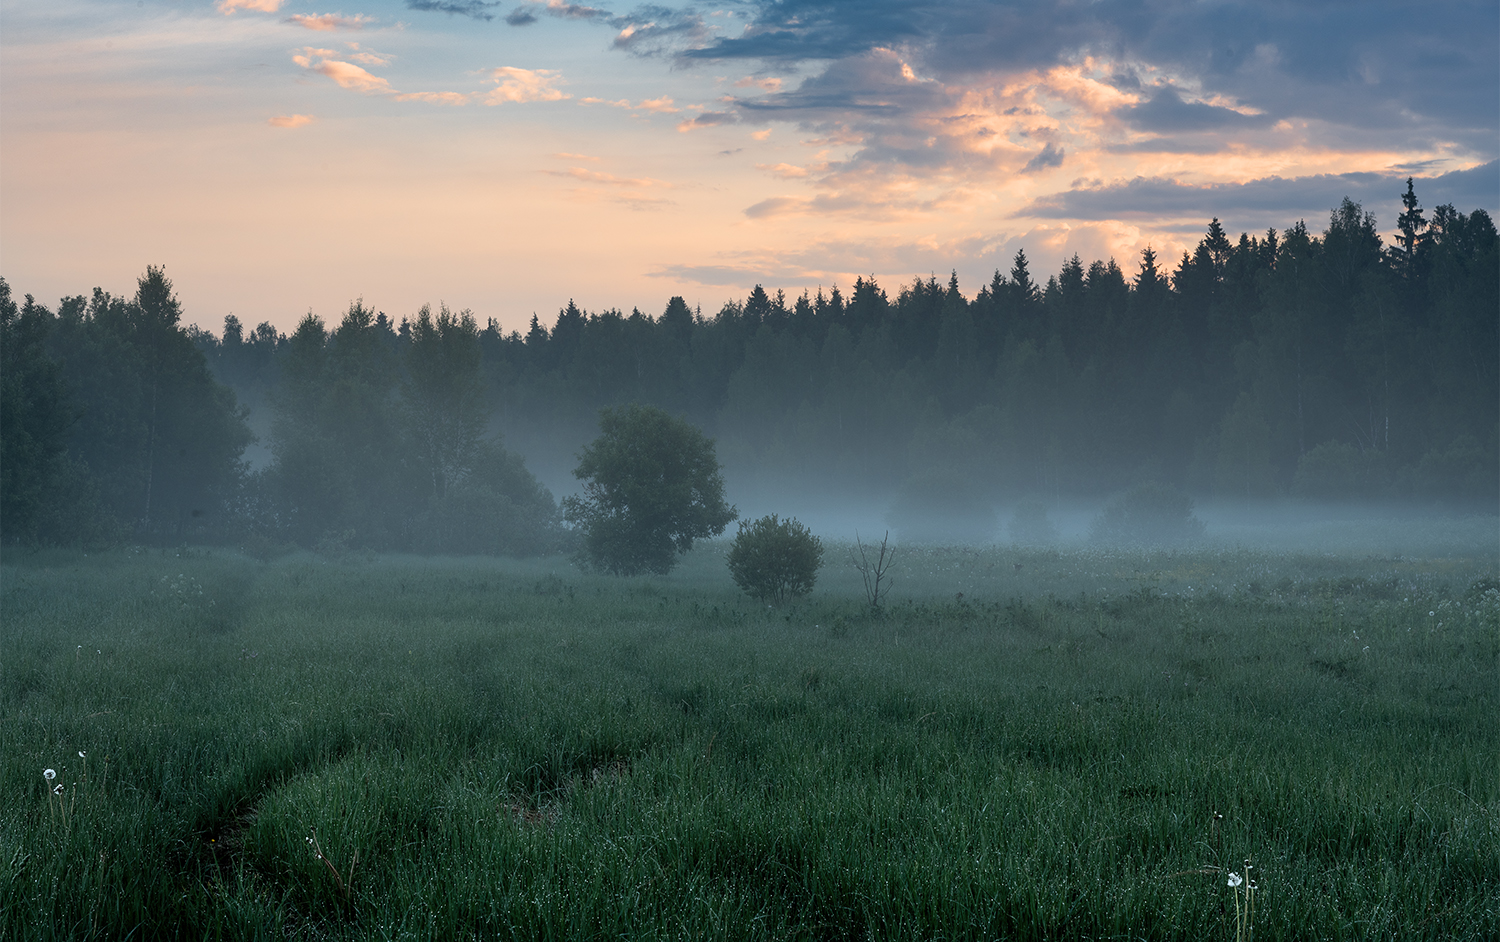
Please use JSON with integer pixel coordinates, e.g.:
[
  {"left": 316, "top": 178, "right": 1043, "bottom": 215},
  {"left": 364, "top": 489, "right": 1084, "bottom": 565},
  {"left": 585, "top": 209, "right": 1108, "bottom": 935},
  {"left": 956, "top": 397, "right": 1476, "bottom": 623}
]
[
  {"left": 727, "top": 514, "right": 823, "bottom": 603},
  {"left": 1090, "top": 482, "right": 1206, "bottom": 545}
]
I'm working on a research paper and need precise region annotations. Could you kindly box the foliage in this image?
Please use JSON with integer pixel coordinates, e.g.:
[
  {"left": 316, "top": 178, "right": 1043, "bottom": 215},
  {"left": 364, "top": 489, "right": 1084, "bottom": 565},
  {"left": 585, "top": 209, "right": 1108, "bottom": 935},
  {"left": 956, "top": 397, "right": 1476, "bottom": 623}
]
[
  {"left": 1, "top": 279, "right": 78, "bottom": 543},
  {"left": 409, "top": 441, "right": 567, "bottom": 556},
  {"left": 261, "top": 301, "right": 561, "bottom": 554},
  {"left": 1293, "top": 440, "right": 1391, "bottom": 500},
  {"left": 2, "top": 269, "right": 250, "bottom": 545},
  {"left": 1414, "top": 434, "right": 1498, "bottom": 506},
  {"left": 726, "top": 514, "right": 823, "bottom": 602},
  {"left": 1090, "top": 481, "right": 1207, "bottom": 545},
  {"left": 563, "top": 404, "right": 735, "bottom": 575}
]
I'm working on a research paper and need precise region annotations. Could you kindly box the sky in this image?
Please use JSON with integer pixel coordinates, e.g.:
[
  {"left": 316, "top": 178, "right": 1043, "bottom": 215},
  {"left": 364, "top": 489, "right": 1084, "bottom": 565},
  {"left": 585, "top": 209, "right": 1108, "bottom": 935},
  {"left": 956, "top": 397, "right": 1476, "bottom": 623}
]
[{"left": 2, "top": 0, "right": 1496, "bottom": 335}]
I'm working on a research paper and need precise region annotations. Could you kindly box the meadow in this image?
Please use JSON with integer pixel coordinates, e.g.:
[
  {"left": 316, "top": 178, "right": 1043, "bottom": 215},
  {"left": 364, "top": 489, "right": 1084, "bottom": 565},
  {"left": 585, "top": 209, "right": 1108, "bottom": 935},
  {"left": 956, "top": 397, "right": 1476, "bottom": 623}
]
[{"left": 2, "top": 531, "right": 1497, "bottom": 940}]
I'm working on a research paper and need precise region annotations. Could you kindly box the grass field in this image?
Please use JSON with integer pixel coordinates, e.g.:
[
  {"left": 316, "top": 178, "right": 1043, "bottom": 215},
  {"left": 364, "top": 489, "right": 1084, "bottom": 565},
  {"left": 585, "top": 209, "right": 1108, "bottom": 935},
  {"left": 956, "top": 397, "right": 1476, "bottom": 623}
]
[{"left": 3, "top": 534, "right": 1497, "bottom": 940}]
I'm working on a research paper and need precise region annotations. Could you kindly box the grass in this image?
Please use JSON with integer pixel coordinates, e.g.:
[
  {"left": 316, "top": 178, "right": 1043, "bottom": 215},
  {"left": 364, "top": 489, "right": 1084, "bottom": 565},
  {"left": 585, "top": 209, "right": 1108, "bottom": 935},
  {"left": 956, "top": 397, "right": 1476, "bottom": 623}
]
[{"left": 2, "top": 537, "right": 1497, "bottom": 940}]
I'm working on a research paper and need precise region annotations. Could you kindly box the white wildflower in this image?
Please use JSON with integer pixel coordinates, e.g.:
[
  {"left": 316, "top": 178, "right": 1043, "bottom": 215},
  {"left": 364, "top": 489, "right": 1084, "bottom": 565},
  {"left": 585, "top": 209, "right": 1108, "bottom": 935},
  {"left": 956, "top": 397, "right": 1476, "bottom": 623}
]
[
  {"left": 1227, "top": 871, "right": 1243, "bottom": 888},
  {"left": 43, "top": 768, "right": 56, "bottom": 781}
]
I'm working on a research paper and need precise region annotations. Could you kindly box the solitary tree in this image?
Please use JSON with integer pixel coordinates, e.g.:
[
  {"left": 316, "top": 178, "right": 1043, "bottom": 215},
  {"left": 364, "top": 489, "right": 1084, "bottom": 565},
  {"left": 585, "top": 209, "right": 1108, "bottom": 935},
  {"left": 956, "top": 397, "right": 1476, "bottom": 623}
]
[{"left": 563, "top": 404, "right": 735, "bottom": 575}]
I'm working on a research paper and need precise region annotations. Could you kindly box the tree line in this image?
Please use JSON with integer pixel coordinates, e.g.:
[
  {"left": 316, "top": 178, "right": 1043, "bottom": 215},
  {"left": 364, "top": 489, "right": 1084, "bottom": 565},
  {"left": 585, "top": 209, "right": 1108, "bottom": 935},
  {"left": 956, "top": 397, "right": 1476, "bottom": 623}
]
[{"left": 2, "top": 182, "right": 1495, "bottom": 549}]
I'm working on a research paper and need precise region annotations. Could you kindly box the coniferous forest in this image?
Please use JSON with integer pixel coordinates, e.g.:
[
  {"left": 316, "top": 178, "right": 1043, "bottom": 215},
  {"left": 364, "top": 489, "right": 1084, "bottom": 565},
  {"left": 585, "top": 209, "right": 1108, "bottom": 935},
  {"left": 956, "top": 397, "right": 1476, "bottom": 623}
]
[{"left": 3, "top": 186, "right": 1496, "bottom": 551}]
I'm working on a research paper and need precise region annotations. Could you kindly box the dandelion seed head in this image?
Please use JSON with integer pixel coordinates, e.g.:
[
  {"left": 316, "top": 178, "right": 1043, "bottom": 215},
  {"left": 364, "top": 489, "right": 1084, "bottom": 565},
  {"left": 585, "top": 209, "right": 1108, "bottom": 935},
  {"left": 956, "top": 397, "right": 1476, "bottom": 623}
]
[
  {"left": 53, "top": 784, "right": 64, "bottom": 795},
  {"left": 43, "top": 768, "right": 56, "bottom": 781},
  {"left": 1227, "top": 872, "right": 1243, "bottom": 887},
  {"left": 79, "top": 751, "right": 86, "bottom": 758}
]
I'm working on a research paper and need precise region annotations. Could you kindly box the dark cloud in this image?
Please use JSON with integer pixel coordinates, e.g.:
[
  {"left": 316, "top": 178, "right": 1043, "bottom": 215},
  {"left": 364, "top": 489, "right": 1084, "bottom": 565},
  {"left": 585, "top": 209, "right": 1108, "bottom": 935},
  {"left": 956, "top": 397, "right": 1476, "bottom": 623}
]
[
  {"left": 405, "top": 0, "right": 502, "bottom": 20},
  {"left": 1121, "top": 87, "right": 1274, "bottom": 133},
  {"left": 1018, "top": 161, "right": 1499, "bottom": 225},
  {"left": 514, "top": 2, "right": 709, "bottom": 51},
  {"left": 675, "top": 1, "right": 1496, "bottom": 156},
  {"left": 1021, "top": 142, "right": 1064, "bottom": 174},
  {"left": 544, "top": 1, "right": 612, "bottom": 21},
  {"left": 679, "top": 110, "right": 739, "bottom": 130}
]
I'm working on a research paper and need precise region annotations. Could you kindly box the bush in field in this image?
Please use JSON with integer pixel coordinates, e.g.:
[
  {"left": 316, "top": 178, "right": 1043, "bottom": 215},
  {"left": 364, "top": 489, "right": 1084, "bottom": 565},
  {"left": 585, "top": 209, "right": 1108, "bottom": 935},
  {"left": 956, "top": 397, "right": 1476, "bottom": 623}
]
[
  {"left": 1090, "top": 482, "right": 1205, "bottom": 545},
  {"left": 563, "top": 404, "right": 736, "bottom": 575},
  {"left": 727, "top": 514, "right": 823, "bottom": 603}
]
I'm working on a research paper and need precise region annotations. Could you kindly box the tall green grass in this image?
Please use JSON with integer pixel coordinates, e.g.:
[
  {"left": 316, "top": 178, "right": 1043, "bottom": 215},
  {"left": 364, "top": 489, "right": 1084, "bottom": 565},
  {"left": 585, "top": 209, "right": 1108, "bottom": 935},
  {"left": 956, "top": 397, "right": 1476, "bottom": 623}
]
[{"left": 3, "top": 541, "right": 1496, "bottom": 940}]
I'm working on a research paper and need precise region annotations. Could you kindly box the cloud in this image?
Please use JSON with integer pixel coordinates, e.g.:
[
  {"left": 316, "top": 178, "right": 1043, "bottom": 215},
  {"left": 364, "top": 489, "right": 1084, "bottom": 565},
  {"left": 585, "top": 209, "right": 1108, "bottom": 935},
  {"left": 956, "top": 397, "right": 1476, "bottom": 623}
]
[
  {"left": 395, "top": 91, "right": 471, "bottom": 105},
  {"left": 268, "top": 114, "right": 315, "bottom": 128},
  {"left": 1021, "top": 142, "right": 1064, "bottom": 174},
  {"left": 677, "top": 111, "right": 738, "bottom": 132},
  {"left": 551, "top": 152, "right": 601, "bottom": 161},
  {"left": 679, "top": 1, "right": 1495, "bottom": 152},
  {"left": 505, "top": 1, "right": 708, "bottom": 53},
  {"left": 294, "top": 48, "right": 472, "bottom": 103},
  {"left": 345, "top": 45, "right": 394, "bottom": 66},
  {"left": 544, "top": 162, "right": 676, "bottom": 209},
  {"left": 405, "top": 0, "right": 501, "bottom": 21},
  {"left": 634, "top": 96, "right": 678, "bottom": 113},
  {"left": 757, "top": 162, "right": 810, "bottom": 179},
  {"left": 217, "top": 0, "right": 282, "bottom": 12},
  {"left": 483, "top": 67, "right": 569, "bottom": 104},
  {"left": 544, "top": 0, "right": 610, "bottom": 20},
  {"left": 294, "top": 48, "right": 394, "bottom": 94},
  {"left": 580, "top": 95, "right": 677, "bottom": 113},
  {"left": 736, "top": 76, "right": 784, "bottom": 92},
  {"left": 285, "top": 13, "right": 373, "bottom": 31},
  {"left": 547, "top": 167, "right": 670, "bottom": 188},
  {"left": 1120, "top": 87, "right": 1273, "bottom": 133},
  {"left": 1018, "top": 161, "right": 1500, "bottom": 225}
]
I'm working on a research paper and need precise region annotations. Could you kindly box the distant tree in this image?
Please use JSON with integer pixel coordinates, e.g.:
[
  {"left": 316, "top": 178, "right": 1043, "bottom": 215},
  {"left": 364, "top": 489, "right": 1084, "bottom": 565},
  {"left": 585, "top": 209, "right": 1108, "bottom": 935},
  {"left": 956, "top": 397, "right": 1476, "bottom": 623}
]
[
  {"left": 0, "top": 281, "right": 81, "bottom": 543},
  {"left": 727, "top": 514, "right": 823, "bottom": 603},
  {"left": 44, "top": 268, "right": 252, "bottom": 540},
  {"left": 267, "top": 301, "right": 403, "bottom": 546},
  {"left": 1090, "top": 482, "right": 1206, "bottom": 545},
  {"left": 1389, "top": 177, "right": 1429, "bottom": 280},
  {"left": 405, "top": 303, "right": 487, "bottom": 499},
  {"left": 562, "top": 404, "right": 736, "bottom": 575}
]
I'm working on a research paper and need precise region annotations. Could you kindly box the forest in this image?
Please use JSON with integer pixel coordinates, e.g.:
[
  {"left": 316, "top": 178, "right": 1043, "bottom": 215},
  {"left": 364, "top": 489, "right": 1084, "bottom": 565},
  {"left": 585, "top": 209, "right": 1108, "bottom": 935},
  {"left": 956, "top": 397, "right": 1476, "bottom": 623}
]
[{"left": 2, "top": 183, "right": 1495, "bottom": 551}]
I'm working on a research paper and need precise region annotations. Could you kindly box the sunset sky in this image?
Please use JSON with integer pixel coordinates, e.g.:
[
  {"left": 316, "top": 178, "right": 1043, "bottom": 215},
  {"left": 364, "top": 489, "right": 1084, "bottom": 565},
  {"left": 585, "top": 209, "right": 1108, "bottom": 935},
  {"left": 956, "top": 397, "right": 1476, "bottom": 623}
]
[{"left": 3, "top": 0, "right": 1496, "bottom": 335}]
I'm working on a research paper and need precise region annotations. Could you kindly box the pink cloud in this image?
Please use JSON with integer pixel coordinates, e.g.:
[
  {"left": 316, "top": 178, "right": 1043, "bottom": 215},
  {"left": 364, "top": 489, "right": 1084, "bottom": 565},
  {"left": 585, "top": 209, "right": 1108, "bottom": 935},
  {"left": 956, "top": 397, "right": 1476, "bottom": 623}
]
[
  {"left": 217, "top": 0, "right": 282, "bottom": 12},
  {"left": 293, "top": 48, "right": 470, "bottom": 103},
  {"left": 395, "top": 91, "right": 470, "bottom": 105},
  {"left": 549, "top": 167, "right": 669, "bottom": 188},
  {"left": 734, "top": 76, "right": 783, "bottom": 92},
  {"left": 298, "top": 55, "right": 393, "bottom": 94},
  {"left": 285, "top": 13, "right": 373, "bottom": 31},
  {"left": 482, "top": 67, "right": 569, "bottom": 105},
  {"left": 634, "top": 96, "right": 678, "bottom": 114},
  {"left": 268, "top": 114, "right": 315, "bottom": 128},
  {"left": 757, "top": 162, "right": 810, "bottom": 179}
]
